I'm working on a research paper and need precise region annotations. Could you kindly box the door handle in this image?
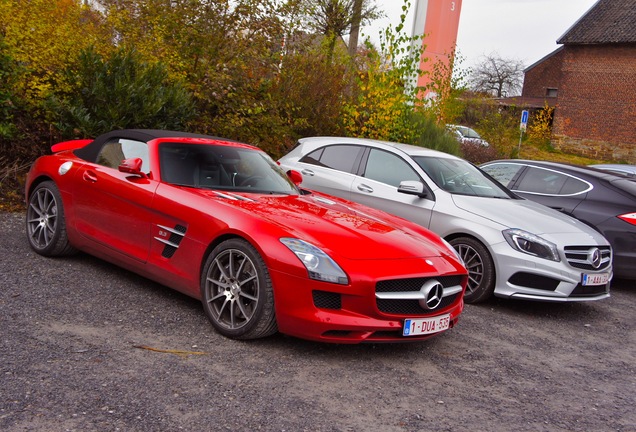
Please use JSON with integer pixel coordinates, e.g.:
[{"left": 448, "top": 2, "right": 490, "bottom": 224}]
[
  {"left": 83, "top": 170, "right": 98, "bottom": 183},
  {"left": 301, "top": 169, "right": 315, "bottom": 176},
  {"left": 357, "top": 184, "right": 374, "bottom": 193}
]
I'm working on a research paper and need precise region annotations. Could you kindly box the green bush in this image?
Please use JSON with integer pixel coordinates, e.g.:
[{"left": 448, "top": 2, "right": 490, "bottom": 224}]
[
  {"left": 411, "top": 111, "right": 461, "bottom": 155},
  {"left": 48, "top": 47, "right": 196, "bottom": 138}
]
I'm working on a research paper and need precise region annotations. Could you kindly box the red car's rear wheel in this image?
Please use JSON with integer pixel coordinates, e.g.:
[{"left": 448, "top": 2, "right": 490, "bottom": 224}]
[{"left": 26, "top": 181, "right": 77, "bottom": 257}]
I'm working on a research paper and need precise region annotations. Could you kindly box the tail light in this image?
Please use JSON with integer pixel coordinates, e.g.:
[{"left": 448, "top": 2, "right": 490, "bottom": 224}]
[{"left": 618, "top": 213, "right": 636, "bottom": 225}]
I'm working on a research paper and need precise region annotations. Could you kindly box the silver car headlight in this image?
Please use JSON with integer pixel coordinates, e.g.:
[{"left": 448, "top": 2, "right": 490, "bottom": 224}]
[
  {"left": 503, "top": 229, "right": 560, "bottom": 262},
  {"left": 280, "top": 238, "right": 349, "bottom": 285}
]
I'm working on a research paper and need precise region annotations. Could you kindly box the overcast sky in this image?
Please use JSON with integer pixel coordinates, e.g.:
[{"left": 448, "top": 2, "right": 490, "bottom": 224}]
[{"left": 366, "top": 0, "right": 599, "bottom": 69}]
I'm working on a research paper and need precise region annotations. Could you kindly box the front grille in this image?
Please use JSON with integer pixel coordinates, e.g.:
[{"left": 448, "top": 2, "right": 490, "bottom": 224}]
[
  {"left": 313, "top": 290, "right": 341, "bottom": 309},
  {"left": 508, "top": 272, "right": 560, "bottom": 291},
  {"left": 564, "top": 246, "right": 612, "bottom": 271},
  {"left": 570, "top": 283, "right": 609, "bottom": 297},
  {"left": 375, "top": 276, "right": 463, "bottom": 316}
]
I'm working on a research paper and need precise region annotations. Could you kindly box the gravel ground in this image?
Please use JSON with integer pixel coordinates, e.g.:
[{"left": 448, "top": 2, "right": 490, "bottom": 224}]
[{"left": 1, "top": 211, "right": 634, "bottom": 432}]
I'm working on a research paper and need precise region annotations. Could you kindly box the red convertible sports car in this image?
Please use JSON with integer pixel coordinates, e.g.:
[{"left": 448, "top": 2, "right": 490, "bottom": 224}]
[{"left": 25, "top": 130, "right": 467, "bottom": 343}]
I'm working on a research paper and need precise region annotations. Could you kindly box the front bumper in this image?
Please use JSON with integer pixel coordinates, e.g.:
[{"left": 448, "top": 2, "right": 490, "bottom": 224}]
[
  {"left": 490, "top": 242, "right": 612, "bottom": 302},
  {"left": 269, "top": 256, "right": 467, "bottom": 343}
]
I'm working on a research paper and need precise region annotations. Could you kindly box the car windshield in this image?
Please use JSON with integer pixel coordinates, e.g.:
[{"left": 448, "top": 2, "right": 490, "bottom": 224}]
[
  {"left": 160, "top": 143, "right": 299, "bottom": 195},
  {"left": 412, "top": 156, "right": 514, "bottom": 198},
  {"left": 457, "top": 126, "right": 481, "bottom": 139}
]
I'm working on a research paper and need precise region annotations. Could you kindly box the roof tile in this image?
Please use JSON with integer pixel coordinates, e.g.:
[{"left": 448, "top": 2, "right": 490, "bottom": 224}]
[{"left": 558, "top": 0, "right": 636, "bottom": 44}]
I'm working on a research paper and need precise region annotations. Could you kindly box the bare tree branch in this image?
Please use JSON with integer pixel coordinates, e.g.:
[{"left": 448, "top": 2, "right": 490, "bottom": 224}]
[{"left": 469, "top": 53, "right": 524, "bottom": 97}]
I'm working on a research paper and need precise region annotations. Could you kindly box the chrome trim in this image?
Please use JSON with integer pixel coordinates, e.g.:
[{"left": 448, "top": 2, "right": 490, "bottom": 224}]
[
  {"left": 157, "top": 224, "right": 186, "bottom": 236},
  {"left": 509, "top": 292, "right": 610, "bottom": 302},
  {"left": 154, "top": 237, "right": 180, "bottom": 248},
  {"left": 375, "top": 284, "right": 463, "bottom": 300}
]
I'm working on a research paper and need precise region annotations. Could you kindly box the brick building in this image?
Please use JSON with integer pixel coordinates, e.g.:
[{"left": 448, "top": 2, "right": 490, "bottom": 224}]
[{"left": 521, "top": 0, "right": 636, "bottom": 163}]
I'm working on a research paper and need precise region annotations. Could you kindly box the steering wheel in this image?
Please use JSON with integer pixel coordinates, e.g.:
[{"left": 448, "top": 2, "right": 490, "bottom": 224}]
[{"left": 239, "top": 176, "right": 265, "bottom": 187}]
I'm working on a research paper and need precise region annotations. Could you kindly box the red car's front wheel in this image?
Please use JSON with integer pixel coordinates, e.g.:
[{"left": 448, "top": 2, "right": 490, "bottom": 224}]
[{"left": 201, "top": 239, "right": 277, "bottom": 340}]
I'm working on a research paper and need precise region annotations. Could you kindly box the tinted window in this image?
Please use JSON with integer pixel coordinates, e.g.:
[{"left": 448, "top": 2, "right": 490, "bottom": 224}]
[
  {"left": 414, "top": 156, "right": 512, "bottom": 198},
  {"left": 481, "top": 163, "right": 524, "bottom": 188},
  {"left": 299, "top": 145, "right": 362, "bottom": 174},
  {"left": 96, "top": 139, "right": 149, "bottom": 173},
  {"left": 560, "top": 176, "right": 590, "bottom": 195},
  {"left": 517, "top": 167, "right": 589, "bottom": 195},
  {"left": 159, "top": 143, "right": 298, "bottom": 194},
  {"left": 363, "top": 149, "right": 419, "bottom": 187}
]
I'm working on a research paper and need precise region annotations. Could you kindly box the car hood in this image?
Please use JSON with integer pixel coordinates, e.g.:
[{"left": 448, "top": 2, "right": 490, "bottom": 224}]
[
  {"left": 451, "top": 195, "right": 603, "bottom": 238},
  {"left": 200, "top": 190, "right": 446, "bottom": 260}
]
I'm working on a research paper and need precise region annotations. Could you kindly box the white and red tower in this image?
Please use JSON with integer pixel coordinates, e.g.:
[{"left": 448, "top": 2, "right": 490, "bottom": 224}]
[{"left": 411, "top": 0, "right": 463, "bottom": 97}]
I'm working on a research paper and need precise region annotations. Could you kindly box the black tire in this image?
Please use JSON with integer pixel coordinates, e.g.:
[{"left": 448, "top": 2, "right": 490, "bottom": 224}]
[
  {"left": 450, "top": 236, "right": 495, "bottom": 304},
  {"left": 200, "top": 239, "right": 277, "bottom": 339},
  {"left": 26, "top": 181, "right": 77, "bottom": 257}
]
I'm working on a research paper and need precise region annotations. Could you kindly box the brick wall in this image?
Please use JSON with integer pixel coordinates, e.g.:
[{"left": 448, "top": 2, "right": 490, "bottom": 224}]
[
  {"left": 522, "top": 48, "right": 564, "bottom": 99},
  {"left": 552, "top": 44, "right": 636, "bottom": 163}
]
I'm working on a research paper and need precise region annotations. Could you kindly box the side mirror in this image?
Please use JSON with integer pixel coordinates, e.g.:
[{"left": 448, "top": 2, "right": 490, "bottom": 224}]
[
  {"left": 398, "top": 180, "right": 427, "bottom": 198},
  {"left": 286, "top": 169, "right": 303, "bottom": 185},
  {"left": 119, "top": 158, "right": 148, "bottom": 178}
]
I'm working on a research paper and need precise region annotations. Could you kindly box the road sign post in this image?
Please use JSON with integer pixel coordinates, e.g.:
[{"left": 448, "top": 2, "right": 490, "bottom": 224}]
[{"left": 518, "top": 110, "right": 529, "bottom": 152}]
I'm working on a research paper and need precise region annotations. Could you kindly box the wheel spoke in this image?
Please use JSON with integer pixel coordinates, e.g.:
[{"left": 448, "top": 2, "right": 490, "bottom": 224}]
[
  {"left": 28, "top": 202, "right": 44, "bottom": 220},
  {"left": 235, "top": 299, "right": 250, "bottom": 320},
  {"left": 207, "top": 275, "right": 231, "bottom": 290},
  {"left": 239, "top": 291, "right": 257, "bottom": 302},
  {"left": 205, "top": 248, "right": 261, "bottom": 331},
  {"left": 214, "top": 257, "right": 231, "bottom": 280},
  {"left": 27, "top": 188, "right": 59, "bottom": 249},
  {"left": 238, "top": 273, "right": 256, "bottom": 287},
  {"left": 454, "top": 243, "right": 485, "bottom": 295}
]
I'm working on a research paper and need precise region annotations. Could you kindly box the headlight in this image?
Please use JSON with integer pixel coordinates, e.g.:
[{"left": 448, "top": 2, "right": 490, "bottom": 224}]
[
  {"left": 503, "top": 229, "right": 560, "bottom": 262},
  {"left": 280, "top": 238, "right": 349, "bottom": 285}
]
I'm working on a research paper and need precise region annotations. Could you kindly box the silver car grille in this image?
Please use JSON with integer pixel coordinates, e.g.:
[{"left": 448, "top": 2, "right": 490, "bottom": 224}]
[{"left": 564, "top": 246, "right": 612, "bottom": 271}]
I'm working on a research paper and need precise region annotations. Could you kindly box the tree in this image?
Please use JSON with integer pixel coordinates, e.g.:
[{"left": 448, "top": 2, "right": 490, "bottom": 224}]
[
  {"left": 469, "top": 53, "right": 524, "bottom": 97},
  {"left": 348, "top": 0, "right": 364, "bottom": 57},
  {"left": 48, "top": 47, "right": 195, "bottom": 138},
  {"left": 0, "top": 36, "right": 18, "bottom": 139},
  {"left": 302, "top": 0, "right": 382, "bottom": 60},
  {"left": 423, "top": 47, "right": 469, "bottom": 125},
  {"left": 342, "top": 2, "right": 426, "bottom": 144},
  {"left": 0, "top": 0, "right": 109, "bottom": 107}
]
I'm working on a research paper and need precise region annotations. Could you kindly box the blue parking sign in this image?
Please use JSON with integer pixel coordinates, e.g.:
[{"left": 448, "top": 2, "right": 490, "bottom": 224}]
[{"left": 520, "top": 110, "right": 529, "bottom": 131}]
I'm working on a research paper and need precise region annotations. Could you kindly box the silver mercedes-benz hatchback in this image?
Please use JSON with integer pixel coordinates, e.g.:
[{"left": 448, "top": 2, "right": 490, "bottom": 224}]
[{"left": 279, "top": 137, "right": 612, "bottom": 303}]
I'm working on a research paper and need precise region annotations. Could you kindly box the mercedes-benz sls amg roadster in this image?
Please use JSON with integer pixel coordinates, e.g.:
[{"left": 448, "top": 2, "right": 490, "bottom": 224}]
[{"left": 25, "top": 130, "right": 467, "bottom": 343}]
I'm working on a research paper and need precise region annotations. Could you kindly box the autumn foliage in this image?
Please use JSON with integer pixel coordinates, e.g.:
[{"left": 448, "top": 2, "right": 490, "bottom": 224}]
[{"left": 0, "top": 0, "right": 465, "bottom": 209}]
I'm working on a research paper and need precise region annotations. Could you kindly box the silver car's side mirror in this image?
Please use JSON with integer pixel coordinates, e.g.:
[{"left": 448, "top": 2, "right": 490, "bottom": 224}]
[{"left": 398, "top": 180, "right": 428, "bottom": 198}]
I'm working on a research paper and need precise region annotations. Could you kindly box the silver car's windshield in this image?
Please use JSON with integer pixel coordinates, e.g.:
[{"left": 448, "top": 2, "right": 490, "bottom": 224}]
[{"left": 413, "top": 156, "right": 514, "bottom": 198}]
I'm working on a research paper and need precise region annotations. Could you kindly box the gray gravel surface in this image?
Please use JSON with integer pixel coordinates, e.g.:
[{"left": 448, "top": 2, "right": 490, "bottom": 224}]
[{"left": 1, "top": 211, "right": 635, "bottom": 431}]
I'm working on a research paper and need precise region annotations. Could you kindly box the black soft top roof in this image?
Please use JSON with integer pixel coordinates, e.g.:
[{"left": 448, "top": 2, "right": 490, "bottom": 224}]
[{"left": 74, "top": 129, "right": 232, "bottom": 163}]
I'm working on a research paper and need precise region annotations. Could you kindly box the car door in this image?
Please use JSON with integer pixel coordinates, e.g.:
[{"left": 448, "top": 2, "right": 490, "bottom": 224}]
[
  {"left": 72, "top": 138, "right": 158, "bottom": 263},
  {"left": 351, "top": 147, "right": 435, "bottom": 228},
  {"left": 295, "top": 144, "right": 365, "bottom": 200},
  {"left": 508, "top": 165, "right": 589, "bottom": 214}
]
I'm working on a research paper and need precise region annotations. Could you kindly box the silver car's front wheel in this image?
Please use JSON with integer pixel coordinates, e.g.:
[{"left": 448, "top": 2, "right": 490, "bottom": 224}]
[
  {"left": 450, "top": 237, "right": 495, "bottom": 304},
  {"left": 201, "top": 239, "right": 277, "bottom": 339}
]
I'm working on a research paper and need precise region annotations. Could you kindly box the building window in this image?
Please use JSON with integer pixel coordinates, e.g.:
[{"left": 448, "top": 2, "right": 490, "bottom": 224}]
[{"left": 546, "top": 88, "right": 558, "bottom": 97}]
